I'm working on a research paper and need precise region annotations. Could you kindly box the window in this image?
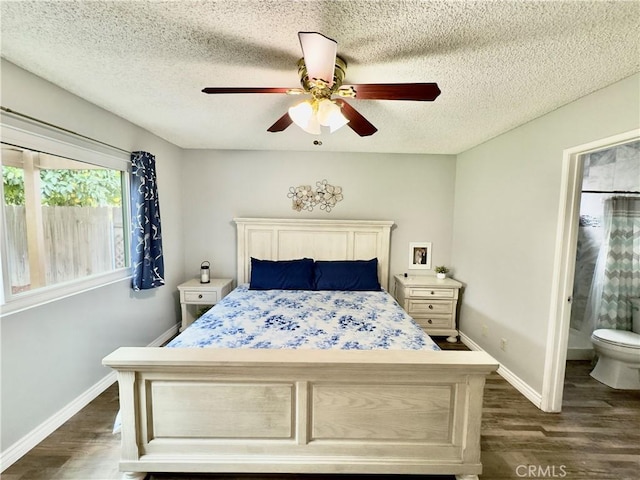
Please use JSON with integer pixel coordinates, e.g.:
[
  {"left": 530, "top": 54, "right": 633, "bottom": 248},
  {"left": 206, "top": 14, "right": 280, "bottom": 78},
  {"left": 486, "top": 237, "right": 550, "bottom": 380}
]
[{"left": 0, "top": 117, "right": 131, "bottom": 312}]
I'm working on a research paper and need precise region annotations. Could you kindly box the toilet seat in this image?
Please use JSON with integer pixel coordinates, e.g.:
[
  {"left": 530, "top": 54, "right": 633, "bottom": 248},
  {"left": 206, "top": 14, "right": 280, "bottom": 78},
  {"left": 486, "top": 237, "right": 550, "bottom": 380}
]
[{"left": 592, "top": 329, "right": 640, "bottom": 349}]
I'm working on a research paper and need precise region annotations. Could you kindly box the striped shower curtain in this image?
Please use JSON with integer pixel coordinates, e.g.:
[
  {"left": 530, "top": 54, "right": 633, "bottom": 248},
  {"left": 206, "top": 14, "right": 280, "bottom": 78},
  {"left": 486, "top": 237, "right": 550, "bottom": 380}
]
[{"left": 586, "top": 196, "right": 640, "bottom": 331}]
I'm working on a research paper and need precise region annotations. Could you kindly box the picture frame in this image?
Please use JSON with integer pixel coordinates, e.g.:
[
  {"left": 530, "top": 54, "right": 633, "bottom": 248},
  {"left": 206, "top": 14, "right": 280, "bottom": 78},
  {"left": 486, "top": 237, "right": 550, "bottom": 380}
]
[{"left": 408, "top": 242, "right": 432, "bottom": 270}]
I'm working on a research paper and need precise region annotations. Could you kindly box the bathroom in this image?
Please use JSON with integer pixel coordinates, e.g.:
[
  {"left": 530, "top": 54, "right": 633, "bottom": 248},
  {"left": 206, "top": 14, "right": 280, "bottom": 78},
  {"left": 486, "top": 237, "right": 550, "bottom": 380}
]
[{"left": 567, "top": 139, "right": 639, "bottom": 385}]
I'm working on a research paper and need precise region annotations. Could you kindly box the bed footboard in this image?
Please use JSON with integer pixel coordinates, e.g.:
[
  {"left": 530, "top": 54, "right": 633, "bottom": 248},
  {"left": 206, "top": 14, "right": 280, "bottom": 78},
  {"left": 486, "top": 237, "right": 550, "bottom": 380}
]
[{"left": 103, "top": 348, "right": 497, "bottom": 479}]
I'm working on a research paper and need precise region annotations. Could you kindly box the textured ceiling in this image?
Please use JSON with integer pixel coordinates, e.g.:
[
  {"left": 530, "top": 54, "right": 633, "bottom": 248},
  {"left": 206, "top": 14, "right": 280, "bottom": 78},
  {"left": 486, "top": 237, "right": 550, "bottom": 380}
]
[{"left": 1, "top": 0, "right": 638, "bottom": 155}]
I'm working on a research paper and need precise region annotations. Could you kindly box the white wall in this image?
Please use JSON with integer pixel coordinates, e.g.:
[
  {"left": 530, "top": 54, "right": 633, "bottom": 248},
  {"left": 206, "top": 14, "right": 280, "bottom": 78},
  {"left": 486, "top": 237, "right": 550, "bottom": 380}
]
[
  {"left": 0, "top": 60, "right": 185, "bottom": 452},
  {"left": 180, "top": 150, "right": 456, "bottom": 285},
  {"left": 452, "top": 73, "right": 640, "bottom": 394}
]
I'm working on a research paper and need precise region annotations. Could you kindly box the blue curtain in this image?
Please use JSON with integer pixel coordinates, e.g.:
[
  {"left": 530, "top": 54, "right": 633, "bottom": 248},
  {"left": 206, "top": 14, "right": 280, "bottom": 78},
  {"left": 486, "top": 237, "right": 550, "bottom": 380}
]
[{"left": 130, "top": 151, "right": 165, "bottom": 291}]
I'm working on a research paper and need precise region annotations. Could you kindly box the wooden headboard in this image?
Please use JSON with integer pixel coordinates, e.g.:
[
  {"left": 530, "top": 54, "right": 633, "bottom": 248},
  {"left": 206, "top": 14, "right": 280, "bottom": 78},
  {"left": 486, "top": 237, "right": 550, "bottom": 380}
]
[{"left": 234, "top": 218, "right": 394, "bottom": 290}]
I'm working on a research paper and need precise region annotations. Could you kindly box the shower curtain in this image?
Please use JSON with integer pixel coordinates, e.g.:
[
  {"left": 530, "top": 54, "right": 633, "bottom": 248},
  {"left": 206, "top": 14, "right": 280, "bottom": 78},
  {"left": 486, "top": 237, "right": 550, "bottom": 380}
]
[{"left": 583, "top": 196, "right": 640, "bottom": 332}]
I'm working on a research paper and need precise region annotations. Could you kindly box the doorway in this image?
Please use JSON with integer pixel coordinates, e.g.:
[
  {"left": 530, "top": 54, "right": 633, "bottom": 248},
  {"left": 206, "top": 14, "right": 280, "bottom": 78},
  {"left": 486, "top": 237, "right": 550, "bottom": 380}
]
[
  {"left": 568, "top": 140, "right": 640, "bottom": 359},
  {"left": 542, "top": 129, "right": 640, "bottom": 413}
]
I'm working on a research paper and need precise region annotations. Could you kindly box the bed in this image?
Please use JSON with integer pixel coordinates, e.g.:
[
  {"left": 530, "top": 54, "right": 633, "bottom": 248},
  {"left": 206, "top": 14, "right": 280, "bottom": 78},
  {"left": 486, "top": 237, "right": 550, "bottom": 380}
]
[{"left": 103, "top": 218, "right": 498, "bottom": 480}]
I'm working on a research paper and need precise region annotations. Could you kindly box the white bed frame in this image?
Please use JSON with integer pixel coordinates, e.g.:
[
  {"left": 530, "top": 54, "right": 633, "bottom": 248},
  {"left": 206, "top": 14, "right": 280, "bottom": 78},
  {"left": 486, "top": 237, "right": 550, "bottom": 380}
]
[{"left": 104, "top": 218, "right": 498, "bottom": 480}]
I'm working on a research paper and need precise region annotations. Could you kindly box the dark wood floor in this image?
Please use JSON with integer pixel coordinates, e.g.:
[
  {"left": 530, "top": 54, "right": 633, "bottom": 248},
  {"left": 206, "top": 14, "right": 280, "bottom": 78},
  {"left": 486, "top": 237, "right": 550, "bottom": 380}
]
[{"left": 3, "top": 339, "right": 639, "bottom": 480}]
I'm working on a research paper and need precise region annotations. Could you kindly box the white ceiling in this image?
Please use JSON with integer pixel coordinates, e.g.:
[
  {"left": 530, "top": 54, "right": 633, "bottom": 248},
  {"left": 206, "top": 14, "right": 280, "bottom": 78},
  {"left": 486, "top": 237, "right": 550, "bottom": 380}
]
[{"left": 1, "top": 0, "right": 638, "bottom": 155}]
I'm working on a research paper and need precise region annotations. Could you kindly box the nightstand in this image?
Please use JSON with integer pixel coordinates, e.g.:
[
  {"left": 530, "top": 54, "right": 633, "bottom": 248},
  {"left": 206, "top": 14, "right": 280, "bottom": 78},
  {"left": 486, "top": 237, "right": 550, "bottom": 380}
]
[
  {"left": 177, "top": 278, "right": 233, "bottom": 331},
  {"left": 393, "top": 274, "right": 463, "bottom": 342}
]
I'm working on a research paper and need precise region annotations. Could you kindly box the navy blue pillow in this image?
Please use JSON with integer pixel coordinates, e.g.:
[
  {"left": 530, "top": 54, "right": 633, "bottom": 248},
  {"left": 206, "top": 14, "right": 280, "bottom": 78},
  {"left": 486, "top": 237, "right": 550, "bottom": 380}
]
[
  {"left": 249, "top": 257, "right": 315, "bottom": 290},
  {"left": 314, "top": 259, "right": 381, "bottom": 291}
]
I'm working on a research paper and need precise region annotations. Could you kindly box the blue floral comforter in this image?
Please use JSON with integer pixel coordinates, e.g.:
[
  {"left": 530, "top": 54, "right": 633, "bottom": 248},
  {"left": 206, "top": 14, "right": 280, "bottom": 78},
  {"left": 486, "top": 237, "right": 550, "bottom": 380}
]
[{"left": 167, "top": 284, "right": 439, "bottom": 351}]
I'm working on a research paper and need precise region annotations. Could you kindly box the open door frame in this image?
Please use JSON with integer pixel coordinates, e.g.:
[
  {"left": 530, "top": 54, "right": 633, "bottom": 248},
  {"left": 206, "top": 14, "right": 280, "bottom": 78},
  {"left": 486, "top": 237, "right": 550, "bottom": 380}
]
[{"left": 542, "top": 128, "right": 640, "bottom": 412}]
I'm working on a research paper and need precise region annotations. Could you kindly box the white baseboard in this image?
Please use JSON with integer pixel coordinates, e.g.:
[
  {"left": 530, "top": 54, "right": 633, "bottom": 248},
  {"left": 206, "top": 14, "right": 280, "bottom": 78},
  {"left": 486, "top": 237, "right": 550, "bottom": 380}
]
[
  {"left": 494, "top": 361, "right": 543, "bottom": 408},
  {"left": 0, "top": 323, "right": 179, "bottom": 472},
  {"left": 0, "top": 370, "right": 117, "bottom": 472},
  {"left": 459, "top": 331, "right": 483, "bottom": 351},
  {"left": 146, "top": 323, "right": 179, "bottom": 347},
  {"left": 460, "top": 331, "right": 543, "bottom": 409},
  {"left": 566, "top": 347, "right": 594, "bottom": 361}
]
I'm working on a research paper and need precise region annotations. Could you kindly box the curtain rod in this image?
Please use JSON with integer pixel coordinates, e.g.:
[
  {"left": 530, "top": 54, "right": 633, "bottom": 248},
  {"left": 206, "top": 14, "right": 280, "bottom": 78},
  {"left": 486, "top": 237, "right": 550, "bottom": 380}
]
[
  {"left": 1, "top": 106, "right": 131, "bottom": 155},
  {"left": 582, "top": 190, "right": 640, "bottom": 194}
]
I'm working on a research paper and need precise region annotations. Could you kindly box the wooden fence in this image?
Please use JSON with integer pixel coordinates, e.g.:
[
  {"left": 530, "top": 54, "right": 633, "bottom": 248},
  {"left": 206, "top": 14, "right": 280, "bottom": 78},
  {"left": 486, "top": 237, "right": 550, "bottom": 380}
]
[{"left": 5, "top": 206, "right": 125, "bottom": 293}]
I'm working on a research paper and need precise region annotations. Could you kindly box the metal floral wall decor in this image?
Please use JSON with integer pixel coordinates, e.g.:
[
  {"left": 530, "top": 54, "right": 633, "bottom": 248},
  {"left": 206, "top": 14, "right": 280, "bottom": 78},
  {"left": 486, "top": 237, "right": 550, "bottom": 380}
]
[{"left": 287, "top": 179, "right": 344, "bottom": 212}]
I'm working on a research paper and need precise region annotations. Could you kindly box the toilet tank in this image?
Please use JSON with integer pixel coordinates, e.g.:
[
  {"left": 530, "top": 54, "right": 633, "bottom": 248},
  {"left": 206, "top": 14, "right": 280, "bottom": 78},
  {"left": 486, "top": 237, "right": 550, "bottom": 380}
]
[{"left": 632, "top": 298, "right": 640, "bottom": 334}]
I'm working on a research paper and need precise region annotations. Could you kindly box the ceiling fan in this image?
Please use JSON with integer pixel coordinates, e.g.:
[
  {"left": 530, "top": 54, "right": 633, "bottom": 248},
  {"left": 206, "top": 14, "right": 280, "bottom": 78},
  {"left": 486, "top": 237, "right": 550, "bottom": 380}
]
[{"left": 202, "top": 32, "right": 441, "bottom": 137}]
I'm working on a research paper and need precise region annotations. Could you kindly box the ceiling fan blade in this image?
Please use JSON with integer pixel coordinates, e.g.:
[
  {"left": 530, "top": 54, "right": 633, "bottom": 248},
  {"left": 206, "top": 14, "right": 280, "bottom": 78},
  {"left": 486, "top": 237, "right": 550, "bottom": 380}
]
[
  {"left": 267, "top": 112, "right": 293, "bottom": 133},
  {"left": 343, "top": 83, "right": 441, "bottom": 101},
  {"left": 202, "top": 87, "right": 291, "bottom": 94},
  {"left": 334, "top": 99, "right": 378, "bottom": 137},
  {"left": 298, "top": 32, "right": 337, "bottom": 86}
]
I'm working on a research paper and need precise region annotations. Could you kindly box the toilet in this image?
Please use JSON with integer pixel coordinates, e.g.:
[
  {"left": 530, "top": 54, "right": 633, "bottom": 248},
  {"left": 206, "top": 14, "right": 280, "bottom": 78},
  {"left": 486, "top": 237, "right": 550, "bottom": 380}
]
[{"left": 590, "top": 298, "right": 640, "bottom": 389}]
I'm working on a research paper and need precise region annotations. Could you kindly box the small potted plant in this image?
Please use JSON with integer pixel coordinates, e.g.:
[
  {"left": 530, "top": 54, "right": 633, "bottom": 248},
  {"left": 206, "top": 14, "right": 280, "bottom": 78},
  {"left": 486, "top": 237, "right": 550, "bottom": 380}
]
[{"left": 435, "top": 266, "right": 449, "bottom": 279}]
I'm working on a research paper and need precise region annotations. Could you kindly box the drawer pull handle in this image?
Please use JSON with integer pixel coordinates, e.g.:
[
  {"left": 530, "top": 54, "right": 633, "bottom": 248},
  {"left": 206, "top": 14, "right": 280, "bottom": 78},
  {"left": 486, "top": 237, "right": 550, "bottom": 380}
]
[
  {"left": 431, "top": 291, "right": 435, "bottom": 295},
  {"left": 198, "top": 294, "right": 203, "bottom": 299},
  {"left": 428, "top": 304, "right": 434, "bottom": 309},
  {"left": 428, "top": 319, "right": 433, "bottom": 324}
]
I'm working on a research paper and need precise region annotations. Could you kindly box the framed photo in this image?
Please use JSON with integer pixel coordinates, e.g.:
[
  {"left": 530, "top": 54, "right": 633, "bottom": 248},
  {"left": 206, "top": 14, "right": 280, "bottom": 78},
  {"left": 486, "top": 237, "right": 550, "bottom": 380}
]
[{"left": 409, "top": 242, "right": 432, "bottom": 270}]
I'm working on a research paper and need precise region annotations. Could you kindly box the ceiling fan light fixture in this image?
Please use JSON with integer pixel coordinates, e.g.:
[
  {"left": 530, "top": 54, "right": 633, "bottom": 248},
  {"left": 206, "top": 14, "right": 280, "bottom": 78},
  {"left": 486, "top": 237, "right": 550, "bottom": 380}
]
[
  {"left": 304, "top": 112, "right": 322, "bottom": 135},
  {"left": 289, "top": 98, "right": 348, "bottom": 135},
  {"left": 288, "top": 100, "right": 321, "bottom": 134},
  {"left": 316, "top": 99, "right": 349, "bottom": 133}
]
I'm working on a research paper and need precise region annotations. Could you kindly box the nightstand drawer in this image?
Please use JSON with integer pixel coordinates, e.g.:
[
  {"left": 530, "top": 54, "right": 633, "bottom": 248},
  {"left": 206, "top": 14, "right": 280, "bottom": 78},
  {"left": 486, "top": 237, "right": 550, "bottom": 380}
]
[
  {"left": 407, "top": 287, "right": 455, "bottom": 298},
  {"left": 414, "top": 316, "right": 454, "bottom": 329},
  {"left": 407, "top": 299, "right": 453, "bottom": 315},
  {"left": 183, "top": 290, "right": 218, "bottom": 303}
]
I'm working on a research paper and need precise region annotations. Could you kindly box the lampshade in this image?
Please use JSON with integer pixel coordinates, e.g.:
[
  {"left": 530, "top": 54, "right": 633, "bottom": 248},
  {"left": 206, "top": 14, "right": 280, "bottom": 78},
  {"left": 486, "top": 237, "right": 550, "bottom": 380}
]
[
  {"left": 316, "top": 99, "right": 349, "bottom": 133},
  {"left": 288, "top": 101, "right": 320, "bottom": 134},
  {"left": 288, "top": 98, "right": 349, "bottom": 135}
]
